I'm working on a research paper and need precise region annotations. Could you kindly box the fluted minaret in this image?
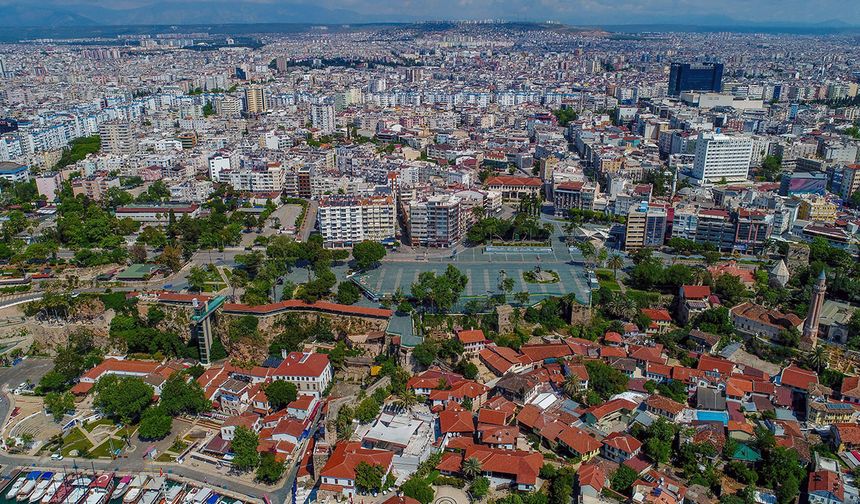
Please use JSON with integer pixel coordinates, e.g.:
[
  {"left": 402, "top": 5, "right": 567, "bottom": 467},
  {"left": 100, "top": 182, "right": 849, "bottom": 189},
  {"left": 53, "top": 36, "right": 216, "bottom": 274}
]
[{"left": 801, "top": 270, "right": 826, "bottom": 351}]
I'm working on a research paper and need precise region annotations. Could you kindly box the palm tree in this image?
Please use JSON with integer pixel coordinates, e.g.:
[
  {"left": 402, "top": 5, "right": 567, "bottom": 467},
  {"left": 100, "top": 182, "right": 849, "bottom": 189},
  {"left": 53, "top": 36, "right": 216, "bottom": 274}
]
[
  {"left": 562, "top": 373, "right": 581, "bottom": 398},
  {"left": 396, "top": 390, "right": 418, "bottom": 411},
  {"left": 462, "top": 456, "right": 482, "bottom": 480},
  {"left": 577, "top": 241, "right": 596, "bottom": 266},
  {"left": 608, "top": 254, "right": 624, "bottom": 279},
  {"left": 807, "top": 346, "right": 827, "bottom": 374},
  {"left": 607, "top": 293, "right": 637, "bottom": 321},
  {"left": 597, "top": 247, "right": 608, "bottom": 268}
]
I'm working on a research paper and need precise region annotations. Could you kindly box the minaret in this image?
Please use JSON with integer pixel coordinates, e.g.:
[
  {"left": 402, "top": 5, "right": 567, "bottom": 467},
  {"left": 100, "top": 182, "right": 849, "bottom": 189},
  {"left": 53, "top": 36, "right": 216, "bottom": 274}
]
[{"left": 801, "top": 270, "right": 826, "bottom": 351}]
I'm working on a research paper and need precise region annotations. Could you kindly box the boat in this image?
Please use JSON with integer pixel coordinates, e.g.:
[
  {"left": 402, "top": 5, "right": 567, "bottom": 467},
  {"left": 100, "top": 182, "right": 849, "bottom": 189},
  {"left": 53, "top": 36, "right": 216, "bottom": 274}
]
[
  {"left": 16, "top": 472, "right": 43, "bottom": 500},
  {"left": 138, "top": 477, "right": 164, "bottom": 504},
  {"left": 180, "top": 487, "right": 199, "bottom": 504},
  {"left": 25, "top": 473, "right": 54, "bottom": 503},
  {"left": 33, "top": 474, "right": 64, "bottom": 504},
  {"left": 46, "top": 477, "right": 73, "bottom": 504},
  {"left": 113, "top": 477, "right": 132, "bottom": 500},
  {"left": 162, "top": 485, "right": 184, "bottom": 504},
  {"left": 203, "top": 494, "right": 220, "bottom": 504},
  {"left": 6, "top": 474, "right": 27, "bottom": 500},
  {"left": 190, "top": 488, "right": 210, "bottom": 504},
  {"left": 64, "top": 475, "right": 93, "bottom": 504},
  {"left": 82, "top": 473, "right": 114, "bottom": 504},
  {"left": 123, "top": 476, "right": 148, "bottom": 504}
]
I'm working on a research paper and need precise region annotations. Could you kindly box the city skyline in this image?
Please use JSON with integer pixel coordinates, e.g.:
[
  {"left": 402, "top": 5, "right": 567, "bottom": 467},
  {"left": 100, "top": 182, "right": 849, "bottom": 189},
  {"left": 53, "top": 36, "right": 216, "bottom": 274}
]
[{"left": 4, "top": 0, "right": 860, "bottom": 28}]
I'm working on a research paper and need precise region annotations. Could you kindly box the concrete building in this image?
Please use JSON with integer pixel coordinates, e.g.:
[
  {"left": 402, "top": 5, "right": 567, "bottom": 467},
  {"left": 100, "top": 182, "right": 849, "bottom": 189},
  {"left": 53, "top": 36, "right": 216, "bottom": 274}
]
[
  {"left": 625, "top": 202, "right": 667, "bottom": 251},
  {"left": 692, "top": 132, "right": 753, "bottom": 183},
  {"left": 317, "top": 195, "right": 396, "bottom": 247},
  {"left": 311, "top": 103, "right": 336, "bottom": 134},
  {"left": 98, "top": 121, "right": 136, "bottom": 155},
  {"left": 72, "top": 174, "right": 120, "bottom": 202},
  {"left": 408, "top": 194, "right": 464, "bottom": 248},
  {"left": 244, "top": 85, "right": 268, "bottom": 114}
]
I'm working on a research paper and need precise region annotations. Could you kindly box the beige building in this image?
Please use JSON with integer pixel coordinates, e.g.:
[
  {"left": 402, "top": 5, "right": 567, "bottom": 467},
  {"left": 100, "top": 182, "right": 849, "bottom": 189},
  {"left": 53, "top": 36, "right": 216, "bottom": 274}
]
[{"left": 797, "top": 195, "right": 837, "bottom": 222}]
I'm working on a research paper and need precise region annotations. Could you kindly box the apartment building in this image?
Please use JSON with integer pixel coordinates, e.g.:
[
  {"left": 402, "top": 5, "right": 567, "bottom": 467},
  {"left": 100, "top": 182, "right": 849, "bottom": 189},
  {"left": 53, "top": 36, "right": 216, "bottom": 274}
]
[
  {"left": 272, "top": 351, "right": 333, "bottom": 398},
  {"left": 71, "top": 174, "right": 121, "bottom": 202},
  {"left": 408, "top": 194, "right": 464, "bottom": 247},
  {"left": 624, "top": 202, "right": 667, "bottom": 252},
  {"left": 317, "top": 194, "right": 396, "bottom": 248},
  {"left": 692, "top": 132, "right": 753, "bottom": 183}
]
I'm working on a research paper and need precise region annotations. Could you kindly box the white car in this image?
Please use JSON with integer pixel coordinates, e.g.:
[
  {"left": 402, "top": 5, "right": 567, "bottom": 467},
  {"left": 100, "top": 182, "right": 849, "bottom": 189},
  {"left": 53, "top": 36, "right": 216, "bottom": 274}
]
[{"left": 51, "top": 453, "right": 63, "bottom": 460}]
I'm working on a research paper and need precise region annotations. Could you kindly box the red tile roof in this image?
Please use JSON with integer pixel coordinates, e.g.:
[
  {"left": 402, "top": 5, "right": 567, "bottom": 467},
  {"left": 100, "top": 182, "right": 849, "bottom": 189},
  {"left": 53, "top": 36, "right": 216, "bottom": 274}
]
[
  {"left": 273, "top": 352, "right": 330, "bottom": 378},
  {"left": 779, "top": 364, "right": 818, "bottom": 391},
  {"left": 223, "top": 300, "right": 393, "bottom": 319},
  {"left": 457, "top": 329, "right": 488, "bottom": 345},
  {"left": 558, "top": 426, "right": 602, "bottom": 455},
  {"left": 602, "top": 432, "right": 642, "bottom": 454},
  {"left": 485, "top": 176, "right": 543, "bottom": 187},
  {"left": 439, "top": 408, "right": 476, "bottom": 434},
  {"left": 463, "top": 445, "right": 543, "bottom": 485},
  {"left": 681, "top": 285, "right": 711, "bottom": 299},
  {"left": 320, "top": 442, "right": 393, "bottom": 481}
]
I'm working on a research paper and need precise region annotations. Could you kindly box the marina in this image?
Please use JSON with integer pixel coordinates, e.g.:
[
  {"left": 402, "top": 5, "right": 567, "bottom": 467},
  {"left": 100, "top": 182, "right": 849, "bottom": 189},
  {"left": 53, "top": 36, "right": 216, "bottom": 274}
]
[{"left": 0, "top": 471, "right": 253, "bottom": 504}]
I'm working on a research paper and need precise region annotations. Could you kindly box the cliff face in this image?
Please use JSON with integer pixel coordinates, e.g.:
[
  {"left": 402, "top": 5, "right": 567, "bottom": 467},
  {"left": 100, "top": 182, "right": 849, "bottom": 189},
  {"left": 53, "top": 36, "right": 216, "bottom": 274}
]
[{"left": 214, "top": 310, "right": 389, "bottom": 362}]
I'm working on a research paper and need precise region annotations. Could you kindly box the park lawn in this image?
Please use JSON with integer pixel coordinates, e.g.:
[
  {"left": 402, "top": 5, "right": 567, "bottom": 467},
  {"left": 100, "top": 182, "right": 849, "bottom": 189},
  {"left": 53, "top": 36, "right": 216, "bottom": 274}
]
[
  {"left": 596, "top": 269, "right": 621, "bottom": 291},
  {"left": 156, "top": 453, "right": 176, "bottom": 463},
  {"left": 169, "top": 440, "right": 189, "bottom": 453},
  {"left": 627, "top": 289, "right": 662, "bottom": 308},
  {"left": 61, "top": 428, "right": 93, "bottom": 457},
  {"left": 84, "top": 418, "right": 115, "bottom": 432},
  {"left": 89, "top": 438, "right": 123, "bottom": 458}
]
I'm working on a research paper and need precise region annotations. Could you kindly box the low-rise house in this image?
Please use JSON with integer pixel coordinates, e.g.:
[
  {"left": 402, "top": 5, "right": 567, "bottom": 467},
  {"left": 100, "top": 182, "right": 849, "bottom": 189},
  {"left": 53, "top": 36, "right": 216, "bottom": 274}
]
[
  {"left": 494, "top": 373, "right": 541, "bottom": 405},
  {"left": 730, "top": 302, "right": 804, "bottom": 340},
  {"left": 840, "top": 376, "right": 860, "bottom": 404},
  {"left": 557, "top": 426, "right": 602, "bottom": 461},
  {"left": 429, "top": 380, "right": 489, "bottom": 411},
  {"left": 578, "top": 463, "right": 608, "bottom": 499},
  {"left": 319, "top": 442, "right": 394, "bottom": 496},
  {"left": 830, "top": 423, "right": 860, "bottom": 452},
  {"left": 641, "top": 308, "right": 673, "bottom": 334},
  {"left": 479, "top": 345, "right": 530, "bottom": 376},
  {"left": 407, "top": 368, "right": 465, "bottom": 396},
  {"left": 221, "top": 413, "right": 261, "bottom": 441},
  {"left": 778, "top": 364, "right": 819, "bottom": 395},
  {"left": 458, "top": 329, "right": 490, "bottom": 355},
  {"left": 678, "top": 285, "right": 718, "bottom": 325},
  {"left": 645, "top": 395, "right": 687, "bottom": 422},
  {"left": 808, "top": 470, "right": 844, "bottom": 504},
  {"left": 582, "top": 398, "right": 638, "bottom": 430},
  {"left": 687, "top": 330, "right": 721, "bottom": 354},
  {"left": 602, "top": 432, "right": 642, "bottom": 463}
]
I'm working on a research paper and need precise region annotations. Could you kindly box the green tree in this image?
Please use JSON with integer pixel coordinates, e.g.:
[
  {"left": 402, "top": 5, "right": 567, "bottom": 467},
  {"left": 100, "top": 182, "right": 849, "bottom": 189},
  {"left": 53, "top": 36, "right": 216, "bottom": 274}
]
[
  {"left": 714, "top": 273, "right": 748, "bottom": 307},
  {"left": 336, "top": 281, "right": 361, "bottom": 304},
  {"left": 354, "top": 397, "right": 381, "bottom": 423},
  {"left": 611, "top": 465, "right": 638, "bottom": 494},
  {"left": 584, "top": 360, "right": 628, "bottom": 400},
  {"left": 159, "top": 374, "right": 210, "bottom": 416},
  {"left": 401, "top": 477, "right": 434, "bottom": 504},
  {"left": 352, "top": 240, "right": 387, "bottom": 270},
  {"left": 410, "top": 264, "right": 468, "bottom": 313},
  {"left": 157, "top": 244, "right": 183, "bottom": 272},
  {"left": 256, "top": 451, "right": 285, "bottom": 484},
  {"left": 232, "top": 426, "right": 260, "bottom": 471},
  {"left": 462, "top": 456, "right": 482, "bottom": 480},
  {"left": 139, "top": 406, "right": 173, "bottom": 440},
  {"left": 264, "top": 381, "right": 298, "bottom": 411},
  {"left": 470, "top": 476, "right": 490, "bottom": 498},
  {"left": 44, "top": 391, "right": 75, "bottom": 421},
  {"left": 354, "top": 462, "right": 385, "bottom": 492},
  {"left": 187, "top": 266, "right": 209, "bottom": 292},
  {"left": 93, "top": 375, "right": 153, "bottom": 423}
]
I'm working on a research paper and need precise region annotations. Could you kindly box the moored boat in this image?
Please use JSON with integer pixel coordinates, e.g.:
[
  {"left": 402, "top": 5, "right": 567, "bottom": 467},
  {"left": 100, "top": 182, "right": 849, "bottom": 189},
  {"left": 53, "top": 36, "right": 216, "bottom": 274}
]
[
  {"left": 123, "top": 476, "right": 148, "bottom": 504},
  {"left": 16, "top": 471, "right": 42, "bottom": 500},
  {"left": 180, "top": 487, "right": 199, "bottom": 504},
  {"left": 34, "top": 473, "right": 65, "bottom": 504},
  {"left": 6, "top": 474, "right": 27, "bottom": 500},
  {"left": 82, "top": 473, "right": 114, "bottom": 504},
  {"left": 113, "top": 476, "right": 132, "bottom": 499},
  {"left": 162, "top": 484, "right": 184, "bottom": 504},
  {"left": 190, "top": 488, "right": 210, "bottom": 504},
  {"left": 64, "top": 475, "right": 93, "bottom": 504},
  {"left": 47, "top": 476, "right": 73, "bottom": 504},
  {"left": 25, "top": 473, "right": 54, "bottom": 503}
]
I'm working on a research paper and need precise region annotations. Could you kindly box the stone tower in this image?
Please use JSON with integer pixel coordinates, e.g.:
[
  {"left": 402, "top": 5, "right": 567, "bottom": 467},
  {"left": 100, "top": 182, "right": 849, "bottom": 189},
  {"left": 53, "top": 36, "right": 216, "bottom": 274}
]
[{"left": 801, "top": 270, "right": 826, "bottom": 351}]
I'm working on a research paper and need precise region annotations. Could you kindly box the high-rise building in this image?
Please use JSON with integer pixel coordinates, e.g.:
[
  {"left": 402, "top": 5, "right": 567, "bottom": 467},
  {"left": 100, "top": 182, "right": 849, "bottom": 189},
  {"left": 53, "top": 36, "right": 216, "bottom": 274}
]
[
  {"left": 98, "top": 121, "right": 136, "bottom": 155},
  {"left": 274, "top": 57, "right": 288, "bottom": 73},
  {"left": 833, "top": 164, "right": 860, "bottom": 200},
  {"left": 692, "top": 132, "right": 753, "bottom": 183},
  {"left": 624, "top": 202, "right": 667, "bottom": 251},
  {"left": 668, "top": 62, "right": 723, "bottom": 96},
  {"left": 408, "top": 195, "right": 463, "bottom": 248},
  {"left": 801, "top": 270, "right": 826, "bottom": 350},
  {"left": 311, "top": 103, "right": 335, "bottom": 134},
  {"left": 317, "top": 195, "right": 396, "bottom": 248},
  {"left": 244, "top": 86, "right": 268, "bottom": 114},
  {"left": 0, "top": 58, "right": 6, "bottom": 78}
]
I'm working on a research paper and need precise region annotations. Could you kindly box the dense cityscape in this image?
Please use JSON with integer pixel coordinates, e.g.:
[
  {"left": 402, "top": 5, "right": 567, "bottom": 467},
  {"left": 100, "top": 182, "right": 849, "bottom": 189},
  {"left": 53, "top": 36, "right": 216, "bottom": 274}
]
[{"left": 0, "top": 16, "right": 860, "bottom": 504}]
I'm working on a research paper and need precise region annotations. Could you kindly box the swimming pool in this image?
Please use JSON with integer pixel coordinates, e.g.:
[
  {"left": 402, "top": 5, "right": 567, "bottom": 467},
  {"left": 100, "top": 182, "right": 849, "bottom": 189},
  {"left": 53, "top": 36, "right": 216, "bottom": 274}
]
[{"left": 695, "top": 410, "right": 729, "bottom": 425}]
